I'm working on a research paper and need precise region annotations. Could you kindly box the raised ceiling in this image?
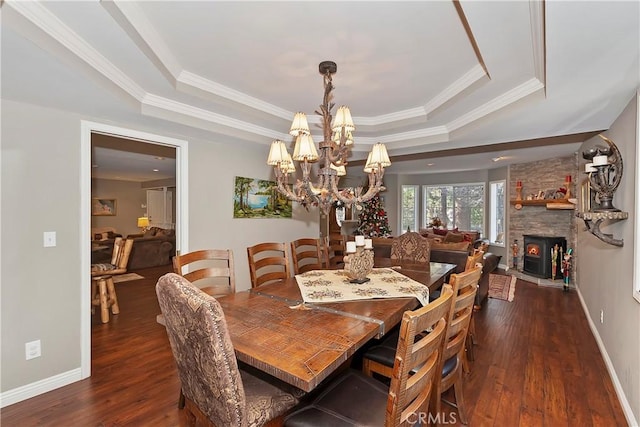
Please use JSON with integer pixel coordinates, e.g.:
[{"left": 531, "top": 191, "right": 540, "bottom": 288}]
[{"left": 2, "top": 1, "right": 638, "bottom": 174}]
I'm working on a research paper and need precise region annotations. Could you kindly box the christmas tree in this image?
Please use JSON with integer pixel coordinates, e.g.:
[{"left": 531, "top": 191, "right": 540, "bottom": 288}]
[{"left": 356, "top": 195, "right": 392, "bottom": 237}]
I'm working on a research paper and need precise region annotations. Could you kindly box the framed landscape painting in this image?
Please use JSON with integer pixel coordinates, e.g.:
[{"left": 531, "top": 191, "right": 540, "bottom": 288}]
[
  {"left": 233, "top": 176, "right": 292, "bottom": 219},
  {"left": 92, "top": 198, "right": 117, "bottom": 216}
]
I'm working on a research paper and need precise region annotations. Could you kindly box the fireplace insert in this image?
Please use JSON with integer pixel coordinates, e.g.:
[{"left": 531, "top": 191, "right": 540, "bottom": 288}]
[{"left": 523, "top": 235, "right": 567, "bottom": 279}]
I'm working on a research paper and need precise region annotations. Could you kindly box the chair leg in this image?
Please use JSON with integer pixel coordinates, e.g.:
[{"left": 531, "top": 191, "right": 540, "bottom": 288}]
[
  {"left": 105, "top": 277, "right": 120, "bottom": 315},
  {"left": 98, "top": 279, "right": 109, "bottom": 323},
  {"left": 453, "top": 369, "right": 468, "bottom": 424}
]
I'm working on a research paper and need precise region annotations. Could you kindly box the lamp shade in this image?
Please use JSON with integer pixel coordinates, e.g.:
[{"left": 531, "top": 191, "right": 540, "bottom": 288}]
[
  {"left": 363, "top": 151, "right": 375, "bottom": 173},
  {"left": 289, "top": 112, "right": 310, "bottom": 136},
  {"left": 267, "top": 140, "right": 289, "bottom": 166},
  {"left": 331, "top": 106, "right": 355, "bottom": 132},
  {"left": 330, "top": 163, "right": 346, "bottom": 176},
  {"left": 137, "top": 217, "right": 150, "bottom": 228},
  {"left": 281, "top": 151, "right": 296, "bottom": 174},
  {"left": 292, "top": 134, "right": 319, "bottom": 161},
  {"left": 368, "top": 143, "right": 391, "bottom": 168}
]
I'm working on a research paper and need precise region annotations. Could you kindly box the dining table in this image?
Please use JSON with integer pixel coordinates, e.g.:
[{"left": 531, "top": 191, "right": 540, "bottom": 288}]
[{"left": 216, "top": 260, "right": 457, "bottom": 392}]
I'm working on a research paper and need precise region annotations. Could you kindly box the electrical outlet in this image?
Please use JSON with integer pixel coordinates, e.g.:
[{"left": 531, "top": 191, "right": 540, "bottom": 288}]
[
  {"left": 43, "top": 231, "right": 56, "bottom": 247},
  {"left": 600, "top": 309, "right": 604, "bottom": 324},
  {"left": 25, "top": 340, "right": 41, "bottom": 360}
]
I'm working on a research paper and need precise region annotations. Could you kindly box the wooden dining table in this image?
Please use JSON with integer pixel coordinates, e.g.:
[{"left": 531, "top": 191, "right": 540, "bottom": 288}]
[{"left": 216, "top": 260, "right": 457, "bottom": 392}]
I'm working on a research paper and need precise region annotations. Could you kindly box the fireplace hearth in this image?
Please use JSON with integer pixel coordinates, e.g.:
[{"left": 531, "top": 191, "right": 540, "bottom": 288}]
[{"left": 523, "top": 235, "right": 567, "bottom": 279}]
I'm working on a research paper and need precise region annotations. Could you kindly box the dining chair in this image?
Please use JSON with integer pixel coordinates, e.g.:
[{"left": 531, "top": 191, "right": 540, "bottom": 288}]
[
  {"left": 90, "top": 237, "right": 134, "bottom": 323},
  {"left": 247, "top": 242, "right": 290, "bottom": 288},
  {"left": 283, "top": 285, "right": 454, "bottom": 426},
  {"left": 290, "top": 238, "right": 325, "bottom": 274},
  {"left": 325, "top": 233, "right": 346, "bottom": 267},
  {"left": 390, "top": 231, "right": 431, "bottom": 263},
  {"left": 156, "top": 273, "right": 303, "bottom": 427},
  {"left": 361, "top": 267, "right": 481, "bottom": 424},
  {"left": 172, "top": 249, "right": 235, "bottom": 297}
]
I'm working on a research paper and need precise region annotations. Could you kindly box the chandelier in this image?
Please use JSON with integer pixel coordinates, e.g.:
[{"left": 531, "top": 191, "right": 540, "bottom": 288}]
[{"left": 266, "top": 61, "right": 391, "bottom": 214}]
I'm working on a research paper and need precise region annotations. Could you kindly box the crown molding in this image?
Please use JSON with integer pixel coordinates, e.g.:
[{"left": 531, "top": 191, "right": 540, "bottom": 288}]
[
  {"left": 423, "top": 64, "right": 488, "bottom": 117},
  {"left": 6, "top": 0, "right": 146, "bottom": 101},
  {"left": 529, "top": 0, "right": 546, "bottom": 89},
  {"left": 446, "top": 77, "right": 544, "bottom": 132}
]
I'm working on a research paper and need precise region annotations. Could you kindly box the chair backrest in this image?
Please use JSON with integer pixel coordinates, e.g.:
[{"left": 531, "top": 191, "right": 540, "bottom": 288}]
[
  {"left": 173, "top": 249, "right": 236, "bottom": 297},
  {"left": 325, "top": 233, "right": 346, "bottom": 267},
  {"left": 464, "top": 249, "right": 484, "bottom": 272},
  {"left": 441, "top": 267, "right": 481, "bottom": 373},
  {"left": 290, "top": 238, "right": 325, "bottom": 274},
  {"left": 247, "top": 242, "right": 290, "bottom": 288},
  {"left": 386, "top": 285, "right": 454, "bottom": 426},
  {"left": 390, "top": 231, "right": 431, "bottom": 263},
  {"left": 111, "top": 237, "right": 134, "bottom": 270},
  {"left": 156, "top": 273, "right": 247, "bottom": 426}
]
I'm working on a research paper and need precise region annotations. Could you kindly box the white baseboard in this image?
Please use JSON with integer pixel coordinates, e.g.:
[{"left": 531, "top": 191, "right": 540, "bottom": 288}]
[
  {"left": 0, "top": 368, "right": 82, "bottom": 408},
  {"left": 575, "top": 288, "right": 639, "bottom": 427}
]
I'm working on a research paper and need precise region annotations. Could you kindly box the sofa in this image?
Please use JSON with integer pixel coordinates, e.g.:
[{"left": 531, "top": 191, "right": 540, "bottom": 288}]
[
  {"left": 371, "top": 236, "right": 500, "bottom": 309},
  {"left": 91, "top": 227, "right": 176, "bottom": 269},
  {"left": 126, "top": 227, "right": 176, "bottom": 270}
]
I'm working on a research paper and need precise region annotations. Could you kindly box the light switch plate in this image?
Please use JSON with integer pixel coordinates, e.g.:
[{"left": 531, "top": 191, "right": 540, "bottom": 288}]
[{"left": 43, "top": 231, "right": 56, "bottom": 247}]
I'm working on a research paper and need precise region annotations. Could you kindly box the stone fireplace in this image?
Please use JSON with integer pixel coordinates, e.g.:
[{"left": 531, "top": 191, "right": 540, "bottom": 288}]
[{"left": 523, "top": 235, "right": 567, "bottom": 279}]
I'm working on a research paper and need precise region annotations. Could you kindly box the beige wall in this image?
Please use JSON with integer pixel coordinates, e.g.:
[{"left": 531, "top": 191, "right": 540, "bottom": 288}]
[
  {"left": 576, "top": 93, "right": 639, "bottom": 423},
  {"left": 0, "top": 99, "right": 318, "bottom": 396},
  {"left": 91, "top": 178, "right": 147, "bottom": 237}
]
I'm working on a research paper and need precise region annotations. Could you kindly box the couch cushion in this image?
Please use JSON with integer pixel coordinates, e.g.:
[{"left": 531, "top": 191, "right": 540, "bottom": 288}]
[
  {"left": 444, "top": 232, "right": 465, "bottom": 243},
  {"left": 430, "top": 241, "right": 471, "bottom": 252}
]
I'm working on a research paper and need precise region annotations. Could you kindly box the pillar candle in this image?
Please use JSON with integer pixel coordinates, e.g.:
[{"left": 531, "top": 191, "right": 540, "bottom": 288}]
[
  {"left": 593, "top": 155, "right": 608, "bottom": 166},
  {"left": 346, "top": 241, "right": 357, "bottom": 253},
  {"left": 364, "top": 238, "right": 373, "bottom": 249},
  {"left": 355, "top": 235, "right": 365, "bottom": 247},
  {"left": 565, "top": 175, "right": 571, "bottom": 183},
  {"left": 585, "top": 163, "right": 596, "bottom": 173}
]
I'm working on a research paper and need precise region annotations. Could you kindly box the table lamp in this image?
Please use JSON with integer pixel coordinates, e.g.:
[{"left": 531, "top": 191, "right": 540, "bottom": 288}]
[{"left": 137, "top": 216, "right": 150, "bottom": 232}]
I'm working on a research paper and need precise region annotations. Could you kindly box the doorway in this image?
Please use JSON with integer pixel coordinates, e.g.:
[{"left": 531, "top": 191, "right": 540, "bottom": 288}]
[{"left": 80, "top": 121, "right": 189, "bottom": 378}]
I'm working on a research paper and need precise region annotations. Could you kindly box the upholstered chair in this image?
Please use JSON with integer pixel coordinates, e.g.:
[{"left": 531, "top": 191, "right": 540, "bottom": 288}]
[
  {"left": 156, "top": 273, "right": 302, "bottom": 426},
  {"left": 390, "top": 231, "right": 431, "bottom": 263}
]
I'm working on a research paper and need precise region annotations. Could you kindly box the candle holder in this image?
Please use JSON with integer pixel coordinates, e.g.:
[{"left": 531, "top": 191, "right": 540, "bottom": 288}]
[
  {"left": 343, "top": 245, "right": 374, "bottom": 284},
  {"left": 515, "top": 181, "right": 523, "bottom": 201},
  {"left": 582, "top": 134, "right": 623, "bottom": 212}
]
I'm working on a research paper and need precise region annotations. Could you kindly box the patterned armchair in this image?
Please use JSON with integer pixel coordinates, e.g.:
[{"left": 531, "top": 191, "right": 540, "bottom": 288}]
[
  {"left": 390, "top": 231, "right": 431, "bottom": 263},
  {"left": 156, "top": 273, "right": 302, "bottom": 426}
]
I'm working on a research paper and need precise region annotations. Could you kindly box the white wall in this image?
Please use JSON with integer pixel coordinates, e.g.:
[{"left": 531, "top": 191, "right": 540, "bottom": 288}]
[
  {"left": 576, "top": 94, "right": 639, "bottom": 424},
  {"left": 0, "top": 99, "right": 318, "bottom": 399}
]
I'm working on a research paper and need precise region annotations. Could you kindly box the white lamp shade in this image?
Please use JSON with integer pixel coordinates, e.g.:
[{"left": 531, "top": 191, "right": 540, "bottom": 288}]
[
  {"left": 292, "top": 134, "right": 319, "bottom": 161},
  {"left": 331, "top": 106, "right": 355, "bottom": 132},
  {"left": 289, "top": 112, "right": 310, "bottom": 136},
  {"left": 267, "top": 140, "right": 289, "bottom": 165},
  {"left": 330, "top": 163, "right": 346, "bottom": 176},
  {"left": 281, "top": 151, "right": 296, "bottom": 174},
  {"left": 368, "top": 143, "right": 391, "bottom": 168},
  {"left": 585, "top": 162, "right": 597, "bottom": 173},
  {"left": 363, "top": 151, "right": 375, "bottom": 173}
]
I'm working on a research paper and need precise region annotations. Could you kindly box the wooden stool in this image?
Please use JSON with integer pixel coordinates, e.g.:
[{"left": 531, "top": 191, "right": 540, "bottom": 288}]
[{"left": 91, "top": 275, "right": 120, "bottom": 323}]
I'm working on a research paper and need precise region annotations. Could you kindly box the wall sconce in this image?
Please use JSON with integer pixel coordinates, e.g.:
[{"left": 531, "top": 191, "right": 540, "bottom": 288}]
[{"left": 577, "top": 135, "right": 628, "bottom": 246}]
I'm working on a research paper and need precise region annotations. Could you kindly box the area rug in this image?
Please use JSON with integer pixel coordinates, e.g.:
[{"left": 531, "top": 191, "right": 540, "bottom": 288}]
[
  {"left": 112, "top": 273, "right": 145, "bottom": 283},
  {"left": 488, "top": 273, "right": 517, "bottom": 302}
]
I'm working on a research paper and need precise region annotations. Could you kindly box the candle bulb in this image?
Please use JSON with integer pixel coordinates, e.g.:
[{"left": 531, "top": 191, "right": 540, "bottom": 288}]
[{"left": 346, "top": 241, "right": 357, "bottom": 253}]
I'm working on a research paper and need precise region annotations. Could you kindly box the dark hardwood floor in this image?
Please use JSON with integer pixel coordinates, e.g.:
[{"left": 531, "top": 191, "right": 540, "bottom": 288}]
[{"left": 1, "top": 266, "right": 627, "bottom": 426}]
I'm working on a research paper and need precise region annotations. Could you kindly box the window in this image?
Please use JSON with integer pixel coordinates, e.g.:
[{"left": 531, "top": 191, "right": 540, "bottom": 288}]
[
  {"left": 400, "top": 185, "right": 419, "bottom": 233},
  {"left": 423, "top": 183, "right": 484, "bottom": 232},
  {"left": 489, "top": 180, "right": 505, "bottom": 246}
]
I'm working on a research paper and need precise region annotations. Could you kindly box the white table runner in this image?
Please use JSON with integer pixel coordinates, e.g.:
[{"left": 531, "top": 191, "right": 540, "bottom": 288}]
[{"left": 295, "top": 268, "right": 429, "bottom": 306}]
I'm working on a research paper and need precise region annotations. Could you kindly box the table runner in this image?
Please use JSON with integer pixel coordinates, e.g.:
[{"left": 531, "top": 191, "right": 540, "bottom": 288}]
[{"left": 295, "top": 268, "right": 429, "bottom": 306}]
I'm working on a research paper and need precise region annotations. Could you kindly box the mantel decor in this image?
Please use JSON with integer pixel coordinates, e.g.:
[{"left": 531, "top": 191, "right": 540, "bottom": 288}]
[
  {"left": 578, "top": 134, "right": 628, "bottom": 246},
  {"left": 266, "top": 61, "right": 391, "bottom": 214}
]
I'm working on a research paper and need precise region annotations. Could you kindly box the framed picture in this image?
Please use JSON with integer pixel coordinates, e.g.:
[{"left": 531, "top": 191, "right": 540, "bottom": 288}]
[
  {"left": 233, "top": 176, "right": 292, "bottom": 219},
  {"left": 92, "top": 198, "right": 117, "bottom": 216}
]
